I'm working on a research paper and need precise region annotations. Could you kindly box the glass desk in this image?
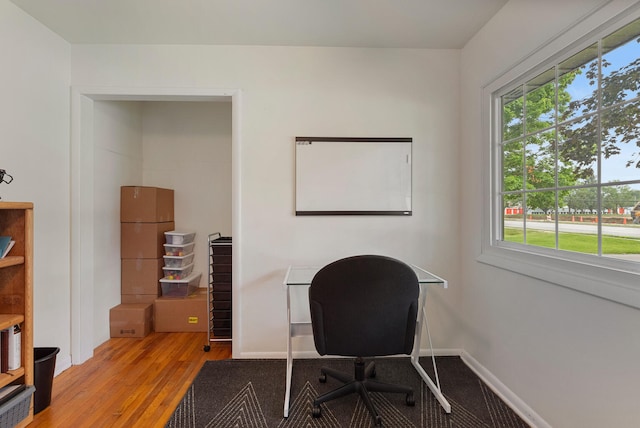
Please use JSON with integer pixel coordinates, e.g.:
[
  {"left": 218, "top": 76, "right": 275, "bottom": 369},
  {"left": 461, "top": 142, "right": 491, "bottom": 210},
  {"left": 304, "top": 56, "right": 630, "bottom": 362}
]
[{"left": 283, "top": 264, "right": 451, "bottom": 417}]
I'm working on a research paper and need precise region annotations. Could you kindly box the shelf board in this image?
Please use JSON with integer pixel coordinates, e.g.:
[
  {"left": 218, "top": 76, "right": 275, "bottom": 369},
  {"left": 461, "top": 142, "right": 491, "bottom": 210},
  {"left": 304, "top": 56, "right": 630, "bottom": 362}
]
[
  {"left": 0, "top": 314, "right": 24, "bottom": 331},
  {"left": 0, "top": 256, "right": 24, "bottom": 269},
  {"left": 0, "top": 367, "right": 25, "bottom": 389},
  {"left": 0, "top": 202, "right": 33, "bottom": 210}
]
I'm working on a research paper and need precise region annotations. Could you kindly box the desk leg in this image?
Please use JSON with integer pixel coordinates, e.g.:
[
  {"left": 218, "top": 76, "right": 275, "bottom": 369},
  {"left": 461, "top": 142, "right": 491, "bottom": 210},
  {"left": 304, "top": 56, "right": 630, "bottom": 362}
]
[
  {"left": 411, "top": 287, "right": 452, "bottom": 413},
  {"left": 284, "top": 326, "right": 292, "bottom": 418},
  {"left": 284, "top": 290, "right": 292, "bottom": 418}
]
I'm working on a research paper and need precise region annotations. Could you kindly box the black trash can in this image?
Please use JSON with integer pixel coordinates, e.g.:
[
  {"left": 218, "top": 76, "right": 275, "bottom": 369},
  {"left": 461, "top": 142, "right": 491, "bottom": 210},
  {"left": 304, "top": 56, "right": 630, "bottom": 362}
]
[{"left": 33, "top": 347, "right": 59, "bottom": 414}]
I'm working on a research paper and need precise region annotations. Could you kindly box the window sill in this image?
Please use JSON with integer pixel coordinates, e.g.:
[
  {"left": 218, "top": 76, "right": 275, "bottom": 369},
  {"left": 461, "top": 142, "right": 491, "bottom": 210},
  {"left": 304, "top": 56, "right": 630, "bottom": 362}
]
[{"left": 477, "top": 245, "right": 640, "bottom": 309}]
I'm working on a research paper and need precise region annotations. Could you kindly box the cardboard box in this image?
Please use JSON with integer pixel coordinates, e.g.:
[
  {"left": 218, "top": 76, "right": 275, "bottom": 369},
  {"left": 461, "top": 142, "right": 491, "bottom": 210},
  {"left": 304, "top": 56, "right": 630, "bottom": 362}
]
[
  {"left": 121, "top": 294, "right": 158, "bottom": 304},
  {"left": 121, "top": 221, "right": 175, "bottom": 259},
  {"left": 121, "top": 258, "right": 163, "bottom": 295},
  {"left": 121, "top": 186, "right": 174, "bottom": 223},
  {"left": 154, "top": 289, "right": 208, "bottom": 332},
  {"left": 109, "top": 303, "right": 153, "bottom": 338}
]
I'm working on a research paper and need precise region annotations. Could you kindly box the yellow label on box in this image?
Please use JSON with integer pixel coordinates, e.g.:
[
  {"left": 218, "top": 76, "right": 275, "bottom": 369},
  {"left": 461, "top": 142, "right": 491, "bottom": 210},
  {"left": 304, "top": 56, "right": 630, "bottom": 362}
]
[{"left": 188, "top": 316, "right": 199, "bottom": 324}]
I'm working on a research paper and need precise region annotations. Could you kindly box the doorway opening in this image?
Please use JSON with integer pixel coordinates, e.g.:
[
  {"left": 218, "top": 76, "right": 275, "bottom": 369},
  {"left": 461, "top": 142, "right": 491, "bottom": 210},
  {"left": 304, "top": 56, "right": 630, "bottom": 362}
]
[{"left": 70, "top": 87, "right": 242, "bottom": 365}]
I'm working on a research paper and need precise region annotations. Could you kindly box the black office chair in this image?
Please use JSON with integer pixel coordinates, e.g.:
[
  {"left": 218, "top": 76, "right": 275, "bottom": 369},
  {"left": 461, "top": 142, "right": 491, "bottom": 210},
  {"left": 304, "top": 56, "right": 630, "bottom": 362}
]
[{"left": 308, "top": 255, "right": 420, "bottom": 426}]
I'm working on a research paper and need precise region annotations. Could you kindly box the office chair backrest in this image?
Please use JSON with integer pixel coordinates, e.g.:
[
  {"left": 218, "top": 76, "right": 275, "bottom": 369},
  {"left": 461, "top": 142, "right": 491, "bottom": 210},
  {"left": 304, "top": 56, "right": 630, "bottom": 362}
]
[{"left": 309, "top": 255, "right": 419, "bottom": 357}]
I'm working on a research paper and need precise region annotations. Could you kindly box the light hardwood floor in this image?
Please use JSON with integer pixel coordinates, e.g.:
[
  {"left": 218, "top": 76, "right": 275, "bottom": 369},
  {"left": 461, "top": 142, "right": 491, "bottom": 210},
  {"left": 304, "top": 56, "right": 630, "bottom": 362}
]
[{"left": 29, "top": 332, "right": 232, "bottom": 428}]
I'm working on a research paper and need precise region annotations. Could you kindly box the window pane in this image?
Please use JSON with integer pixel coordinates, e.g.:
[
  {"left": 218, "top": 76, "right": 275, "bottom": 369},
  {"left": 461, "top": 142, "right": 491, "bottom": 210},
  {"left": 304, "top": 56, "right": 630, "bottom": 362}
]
[
  {"left": 503, "top": 139, "right": 524, "bottom": 191},
  {"left": 602, "top": 183, "right": 639, "bottom": 215},
  {"left": 601, "top": 183, "right": 640, "bottom": 260},
  {"left": 558, "top": 117, "right": 598, "bottom": 181},
  {"left": 527, "top": 190, "right": 556, "bottom": 219},
  {"left": 502, "top": 86, "right": 524, "bottom": 140},
  {"left": 557, "top": 218, "right": 599, "bottom": 254},
  {"left": 565, "top": 184, "right": 598, "bottom": 214},
  {"left": 525, "top": 190, "right": 556, "bottom": 249},
  {"left": 601, "top": 99, "right": 640, "bottom": 183},
  {"left": 601, "top": 17, "right": 640, "bottom": 107},
  {"left": 503, "top": 195, "right": 524, "bottom": 244},
  {"left": 558, "top": 43, "right": 599, "bottom": 123},
  {"left": 558, "top": 185, "right": 598, "bottom": 254},
  {"left": 526, "top": 131, "right": 556, "bottom": 190},
  {"left": 525, "top": 68, "right": 556, "bottom": 133}
]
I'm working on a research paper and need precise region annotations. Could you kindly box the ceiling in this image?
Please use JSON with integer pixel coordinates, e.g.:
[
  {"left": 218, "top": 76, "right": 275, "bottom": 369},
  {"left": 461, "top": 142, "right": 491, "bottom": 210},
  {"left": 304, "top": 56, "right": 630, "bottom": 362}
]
[{"left": 11, "top": 0, "right": 507, "bottom": 49}]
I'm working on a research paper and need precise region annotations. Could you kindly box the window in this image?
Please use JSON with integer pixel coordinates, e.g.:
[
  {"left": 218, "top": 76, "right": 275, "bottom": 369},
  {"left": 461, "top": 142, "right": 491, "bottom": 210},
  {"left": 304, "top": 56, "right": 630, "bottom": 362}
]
[{"left": 482, "top": 10, "right": 640, "bottom": 308}]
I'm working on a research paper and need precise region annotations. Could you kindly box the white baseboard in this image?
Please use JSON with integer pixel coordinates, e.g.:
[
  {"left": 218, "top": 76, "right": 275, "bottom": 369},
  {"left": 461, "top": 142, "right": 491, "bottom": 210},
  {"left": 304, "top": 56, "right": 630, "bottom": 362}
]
[
  {"left": 236, "top": 351, "right": 320, "bottom": 359},
  {"left": 235, "top": 351, "right": 290, "bottom": 359},
  {"left": 416, "top": 347, "right": 463, "bottom": 357},
  {"left": 460, "top": 351, "right": 550, "bottom": 428},
  {"left": 239, "top": 347, "right": 464, "bottom": 360}
]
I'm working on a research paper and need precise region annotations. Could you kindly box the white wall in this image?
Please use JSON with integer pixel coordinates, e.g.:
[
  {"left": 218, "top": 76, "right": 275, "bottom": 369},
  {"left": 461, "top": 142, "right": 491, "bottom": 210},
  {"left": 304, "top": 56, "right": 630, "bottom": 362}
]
[
  {"left": 93, "top": 101, "right": 143, "bottom": 346},
  {"left": 71, "top": 45, "right": 463, "bottom": 357},
  {"left": 142, "top": 101, "right": 232, "bottom": 287},
  {"left": 460, "top": 1, "right": 640, "bottom": 426},
  {"left": 0, "top": 1, "right": 71, "bottom": 371}
]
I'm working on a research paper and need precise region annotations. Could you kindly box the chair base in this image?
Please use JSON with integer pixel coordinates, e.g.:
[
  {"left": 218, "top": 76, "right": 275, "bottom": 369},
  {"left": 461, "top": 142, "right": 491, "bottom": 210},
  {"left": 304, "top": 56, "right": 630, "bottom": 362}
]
[{"left": 312, "top": 357, "right": 415, "bottom": 426}]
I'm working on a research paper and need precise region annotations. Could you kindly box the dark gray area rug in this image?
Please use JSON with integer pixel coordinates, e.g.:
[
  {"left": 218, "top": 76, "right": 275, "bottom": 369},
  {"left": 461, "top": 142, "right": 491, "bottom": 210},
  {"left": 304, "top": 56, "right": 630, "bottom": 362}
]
[{"left": 166, "top": 356, "right": 529, "bottom": 427}]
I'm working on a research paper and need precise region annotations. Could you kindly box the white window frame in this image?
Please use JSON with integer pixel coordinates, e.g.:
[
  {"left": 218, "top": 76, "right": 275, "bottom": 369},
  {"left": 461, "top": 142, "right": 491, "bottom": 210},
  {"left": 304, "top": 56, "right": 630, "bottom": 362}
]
[{"left": 478, "top": 3, "right": 640, "bottom": 309}]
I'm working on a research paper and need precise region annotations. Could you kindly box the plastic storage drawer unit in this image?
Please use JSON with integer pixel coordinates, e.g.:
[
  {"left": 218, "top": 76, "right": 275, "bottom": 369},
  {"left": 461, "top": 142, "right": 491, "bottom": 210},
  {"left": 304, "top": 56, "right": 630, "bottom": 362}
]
[
  {"left": 162, "top": 263, "right": 195, "bottom": 280},
  {"left": 208, "top": 233, "right": 232, "bottom": 344},
  {"left": 160, "top": 272, "right": 202, "bottom": 297},
  {"left": 163, "top": 253, "right": 195, "bottom": 268},
  {"left": 164, "top": 231, "right": 196, "bottom": 245},
  {"left": 164, "top": 242, "right": 195, "bottom": 256}
]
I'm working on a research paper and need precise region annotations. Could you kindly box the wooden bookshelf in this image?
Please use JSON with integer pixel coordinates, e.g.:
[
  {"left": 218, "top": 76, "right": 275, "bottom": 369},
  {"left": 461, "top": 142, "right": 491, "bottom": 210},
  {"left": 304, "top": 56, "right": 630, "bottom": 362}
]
[{"left": 0, "top": 202, "right": 33, "bottom": 425}]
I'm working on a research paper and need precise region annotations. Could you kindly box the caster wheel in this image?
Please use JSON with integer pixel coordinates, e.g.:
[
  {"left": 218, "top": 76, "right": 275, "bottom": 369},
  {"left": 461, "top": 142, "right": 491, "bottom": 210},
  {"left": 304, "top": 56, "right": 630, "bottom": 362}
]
[
  {"left": 312, "top": 405, "right": 321, "bottom": 418},
  {"left": 406, "top": 393, "right": 415, "bottom": 407},
  {"left": 374, "top": 415, "right": 382, "bottom": 426},
  {"left": 203, "top": 345, "right": 211, "bottom": 352},
  {"left": 319, "top": 373, "right": 327, "bottom": 383},
  {"left": 370, "top": 366, "right": 377, "bottom": 378}
]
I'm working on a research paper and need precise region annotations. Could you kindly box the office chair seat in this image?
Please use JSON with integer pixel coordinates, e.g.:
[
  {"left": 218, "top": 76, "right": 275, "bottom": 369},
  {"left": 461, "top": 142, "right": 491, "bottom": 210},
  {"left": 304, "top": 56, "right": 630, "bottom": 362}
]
[{"left": 309, "top": 255, "right": 420, "bottom": 426}]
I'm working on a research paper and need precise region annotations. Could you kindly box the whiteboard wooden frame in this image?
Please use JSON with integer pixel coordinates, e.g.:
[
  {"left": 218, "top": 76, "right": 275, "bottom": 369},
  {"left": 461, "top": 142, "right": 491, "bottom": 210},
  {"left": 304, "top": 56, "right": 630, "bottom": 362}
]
[{"left": 295, "top": 137, "right": 412, "bottom": 216}]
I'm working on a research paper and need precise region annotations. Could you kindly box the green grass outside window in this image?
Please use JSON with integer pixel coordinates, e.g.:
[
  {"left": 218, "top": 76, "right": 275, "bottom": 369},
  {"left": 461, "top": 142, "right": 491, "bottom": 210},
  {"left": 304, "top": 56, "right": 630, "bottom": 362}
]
[{"left": 503, "top": 228, "right": 640, "bottom": 254}]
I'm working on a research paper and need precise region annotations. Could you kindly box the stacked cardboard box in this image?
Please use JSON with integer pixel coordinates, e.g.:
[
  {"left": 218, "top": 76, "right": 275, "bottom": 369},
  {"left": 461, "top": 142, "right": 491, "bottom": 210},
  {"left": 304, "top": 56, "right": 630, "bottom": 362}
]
[
  {"left": 109, "top": 186, "right": 175, "bottom": 338},
  {"left": 155, "top": 288, "right": 208, "bottom": 332},
  {"left": 109, "top": 303, "right": 153, "bottom": 338}
]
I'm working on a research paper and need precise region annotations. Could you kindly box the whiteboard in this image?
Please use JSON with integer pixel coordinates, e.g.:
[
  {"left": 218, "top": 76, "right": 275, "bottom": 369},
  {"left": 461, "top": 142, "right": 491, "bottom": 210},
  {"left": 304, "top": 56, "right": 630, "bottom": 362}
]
[{"left": 295, "top": 137, "right": 412, "bottom": 215}]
